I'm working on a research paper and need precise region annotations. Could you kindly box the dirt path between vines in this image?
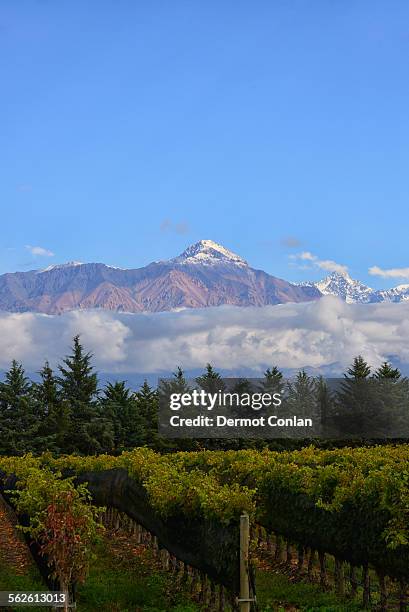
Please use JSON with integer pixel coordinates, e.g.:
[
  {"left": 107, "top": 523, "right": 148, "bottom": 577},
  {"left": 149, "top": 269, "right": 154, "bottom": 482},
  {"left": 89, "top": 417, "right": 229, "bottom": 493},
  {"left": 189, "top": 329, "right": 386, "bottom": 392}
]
[{"left": 0, "top": 495, "right": 34, "bottom": 575}]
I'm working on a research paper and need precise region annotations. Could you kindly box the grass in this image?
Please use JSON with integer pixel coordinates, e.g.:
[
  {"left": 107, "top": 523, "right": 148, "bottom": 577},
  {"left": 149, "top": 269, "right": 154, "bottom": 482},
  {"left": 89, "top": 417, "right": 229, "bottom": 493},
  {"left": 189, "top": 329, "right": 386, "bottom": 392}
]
[
  {"left": 256, "top": 570, "right": 364, "bottom": 611},
  {"left": 77, "top": 538, "right": 368, "bottom": 612},
  {"left": 76, "top": 539, "right": 200, "bottom": 612},
  {"left": 0, "top": 519, "right": 374, "bottom": 612},
  {"left": 0, "top": 557, "right": 44, "bottom": 592},
  {"left": 0, "top": 557, "right": 45, "bottom": 612},
  {"left": 0, "top": 540, "right": 368, "bottom": 612},
  {"left": 0, "top": 534, "right": 199, "bottom": 612}
]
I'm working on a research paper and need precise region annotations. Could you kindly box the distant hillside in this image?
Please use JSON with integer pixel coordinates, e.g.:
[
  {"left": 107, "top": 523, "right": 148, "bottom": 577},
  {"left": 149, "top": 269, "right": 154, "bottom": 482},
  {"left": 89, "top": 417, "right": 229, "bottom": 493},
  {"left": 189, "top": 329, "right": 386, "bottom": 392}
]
[{"left": 0, "top": 240, "right": 320, "bottom": 314}]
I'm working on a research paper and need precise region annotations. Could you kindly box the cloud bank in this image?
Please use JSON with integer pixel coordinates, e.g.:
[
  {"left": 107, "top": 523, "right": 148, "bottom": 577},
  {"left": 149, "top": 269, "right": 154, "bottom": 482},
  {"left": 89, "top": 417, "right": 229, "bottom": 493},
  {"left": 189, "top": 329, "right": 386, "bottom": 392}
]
[{"left": 0, "top": 297, "right": 409, "bottom": 375}]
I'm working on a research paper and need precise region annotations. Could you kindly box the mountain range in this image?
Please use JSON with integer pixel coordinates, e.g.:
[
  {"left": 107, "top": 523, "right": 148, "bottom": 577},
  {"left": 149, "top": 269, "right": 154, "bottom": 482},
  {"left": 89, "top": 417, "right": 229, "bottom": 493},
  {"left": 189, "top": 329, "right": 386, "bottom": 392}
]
[
  {"left": 0, "top": 240, "right": 320, "bottom": 314},
  {"left": 301, "top": 272, "right": 409, "bottom": 303},
  {"left": 0, "top": 239, "right": 407, "bottom": 314}
]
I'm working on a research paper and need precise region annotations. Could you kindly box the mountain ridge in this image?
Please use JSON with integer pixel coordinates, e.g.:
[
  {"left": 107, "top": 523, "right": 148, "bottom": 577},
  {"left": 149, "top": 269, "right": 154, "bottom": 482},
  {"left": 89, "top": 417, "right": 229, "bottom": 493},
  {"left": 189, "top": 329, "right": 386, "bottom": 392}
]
[
  {"left": 1, "top": 240, "right": 408, "bottom": 313},
  {"left": 301, "top": 271, "right": 409, "bottom": 303},
  {"left": 0, "top": 240, "right": 320, "bottom": 314}
]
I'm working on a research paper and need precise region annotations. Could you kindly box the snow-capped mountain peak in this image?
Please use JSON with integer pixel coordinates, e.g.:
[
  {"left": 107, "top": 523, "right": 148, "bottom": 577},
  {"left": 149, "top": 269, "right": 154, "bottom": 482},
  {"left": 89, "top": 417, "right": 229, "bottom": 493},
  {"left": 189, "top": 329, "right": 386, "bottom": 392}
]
[
  {"left": 301, "top": 271, "right": 409, "bottom": 304},
  {"left": 300, "top": 272, "right": 376, "bottom": 304},
  {"left": 38, "top": 261, "right": 84, "bottom": 273},
  {"left": 377, "top": 284, "right": 409, "bottom": 302},
  {"left": 169, "top": 239, "right": 248, "bottom": 267},
  {"left": 315, "top": 272, "right": 375, "bottom": 304}
]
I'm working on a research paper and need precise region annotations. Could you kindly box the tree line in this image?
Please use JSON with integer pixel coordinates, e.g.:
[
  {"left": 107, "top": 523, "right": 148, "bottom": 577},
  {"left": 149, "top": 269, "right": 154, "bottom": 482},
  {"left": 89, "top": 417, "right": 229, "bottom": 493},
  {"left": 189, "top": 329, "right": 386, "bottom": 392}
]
[{"left": 0, "top": 337, "right": 407, "bottom": 456}]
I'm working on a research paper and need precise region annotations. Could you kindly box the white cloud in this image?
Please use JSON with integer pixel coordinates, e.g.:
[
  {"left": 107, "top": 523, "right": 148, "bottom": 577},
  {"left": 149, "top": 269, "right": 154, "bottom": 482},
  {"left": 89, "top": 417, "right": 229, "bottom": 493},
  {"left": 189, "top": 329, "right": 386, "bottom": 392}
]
[
  {"left": 25, "top": 245, "right": 54, "bottom": 257},
  {"left": 291, "top": 251, "right": 348, "bottom": 275},
  {"left": 369, "top": 265, "right": 409, "bottom": 280},
  {"left": 0, "top": 297, "right": 408, "bottom": 375}
]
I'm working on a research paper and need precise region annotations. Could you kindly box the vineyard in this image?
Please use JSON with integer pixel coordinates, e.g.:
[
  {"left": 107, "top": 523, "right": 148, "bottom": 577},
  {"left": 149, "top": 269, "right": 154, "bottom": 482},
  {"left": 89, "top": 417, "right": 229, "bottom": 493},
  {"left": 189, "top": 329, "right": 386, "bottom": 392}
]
[{"left": 1, "top": 445, "right": 409, "bottom": 609}]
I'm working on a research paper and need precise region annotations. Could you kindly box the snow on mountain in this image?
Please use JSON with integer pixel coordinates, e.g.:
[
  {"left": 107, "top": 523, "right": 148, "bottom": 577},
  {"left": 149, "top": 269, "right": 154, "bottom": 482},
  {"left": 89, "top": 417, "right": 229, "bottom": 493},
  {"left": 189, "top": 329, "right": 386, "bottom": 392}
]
[
  {"left": 377, "top": 284, "right": 409, "bottom": 302},
  {"left": 313, "top": 272, "right": 376, "bottom": 303},
  {"left": 168, "top": 239, "right": 248, "bottom": 267},
  {"left": 5, "top": 241, "right": 409, "bottom": 311},
  {"left": 303, "top": 272, "right": 409, "bottom": 303},
  {"left": 0, "top": 240, "right": 319, "bottom": 314},
  {"left": 38, "top": 261, "right": 84, "bottom": 273}
]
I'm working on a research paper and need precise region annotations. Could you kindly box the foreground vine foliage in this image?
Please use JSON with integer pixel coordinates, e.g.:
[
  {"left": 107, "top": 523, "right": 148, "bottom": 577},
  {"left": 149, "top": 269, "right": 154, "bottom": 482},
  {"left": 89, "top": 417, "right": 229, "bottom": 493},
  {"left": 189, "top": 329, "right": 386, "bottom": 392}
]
[
  {"left": 0, "top": 459, "right": 102, "bottom": 609},
  {"left": 2, "top": 444, "right": 409, "bottom": 586}
]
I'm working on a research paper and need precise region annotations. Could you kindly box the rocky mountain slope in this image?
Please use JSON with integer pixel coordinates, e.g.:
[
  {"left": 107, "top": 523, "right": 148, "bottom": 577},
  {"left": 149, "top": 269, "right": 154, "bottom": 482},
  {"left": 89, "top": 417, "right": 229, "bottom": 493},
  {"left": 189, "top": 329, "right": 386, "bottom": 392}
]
[
  {"left": 0, "top": 240, "right": 320, "bottom": 314},
  {"left": 301, "top": 271, "right": 409, "bottom": 303}
]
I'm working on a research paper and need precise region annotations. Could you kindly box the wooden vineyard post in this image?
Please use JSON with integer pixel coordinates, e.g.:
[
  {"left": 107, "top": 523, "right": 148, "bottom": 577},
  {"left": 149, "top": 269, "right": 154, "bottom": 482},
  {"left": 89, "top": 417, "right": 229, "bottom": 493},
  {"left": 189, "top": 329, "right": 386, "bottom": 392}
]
[{"left": 238, "top": 512, "right": 253, "bottom": 612}]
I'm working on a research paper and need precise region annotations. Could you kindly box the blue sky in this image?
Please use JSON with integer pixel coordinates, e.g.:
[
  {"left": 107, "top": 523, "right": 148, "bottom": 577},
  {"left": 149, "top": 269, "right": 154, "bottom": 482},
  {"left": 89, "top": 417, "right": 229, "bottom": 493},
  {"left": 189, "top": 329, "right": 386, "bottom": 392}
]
[{"left": 1, "top": 1, "right": 409, "bottom": 288}]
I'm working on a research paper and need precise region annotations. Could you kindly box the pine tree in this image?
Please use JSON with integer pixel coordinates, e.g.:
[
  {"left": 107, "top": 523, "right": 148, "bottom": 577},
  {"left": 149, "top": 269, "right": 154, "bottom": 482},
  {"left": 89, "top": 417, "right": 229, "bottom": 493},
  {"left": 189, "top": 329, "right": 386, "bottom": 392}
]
[
  {"left": 316, "top": 376, "right": 335, "bottom": 436},
  {"left": 101, "top": 381, "right": 145, "bottom": 451},
  {"left": 159, "top": 367, "right": 191, "bottom": 399},
  {"left": 158, "top": 371, "right": 200, "bottom": 451},
  {"left": 44, "top": 400, "right": 72, "bottom": 454},
  {"left": 286, "top": 371, "right": 317, "bottom": 418},
  {"left": 57, "top": 336, "right": 112, "bottom": 454},
  {"left": 135, "top": 380, "right": 159, "bottom": 448},
  {"left": 58, "top": 335, "right": 98, "bottom": 407},
  {"left": 263, "top": 366, "right": 284, "bottom": 394},
  {"left": 196, "top": 364, "right": 225, "bottom": 393},
  {"left": 336, "top": 356, "right": 378, "bottom": 438},
  {"left": 346, "top": 356, "right": 371, "bottom": 379},
  {"left": 0, "top": 360, "right": 38, "bottom": 454},
  {"left": 31, "top": 361, "right": 63, "bottom": 452},
  {"left": 374, "top": 362, "right": 401, "bottom": 380},
  {"left": 372, "top": 362, "right": 409, "bottom": 437},
  {"left": 34, "top": 361, "right": 59, "bottom": 414},
  {"left": 0, "top": 360, "right": 31, "bottom": 405}
]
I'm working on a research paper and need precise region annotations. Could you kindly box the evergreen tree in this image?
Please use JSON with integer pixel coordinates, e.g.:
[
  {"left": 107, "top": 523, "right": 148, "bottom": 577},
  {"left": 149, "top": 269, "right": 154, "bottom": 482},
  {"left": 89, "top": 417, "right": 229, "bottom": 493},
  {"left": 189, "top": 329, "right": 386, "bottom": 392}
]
[
  {"left": 286, "top": 371, "right": 317, "bottom": 417},
  {"left": 196, "top": 364, "right": 225, "bottom": 393},
  {"left": 372, "top": 363, "right": 409, "bottom": 437},
  {"left": 336, "top": 356, "right": 380, "bottom": 438},
  {"left": 0, "top": 360, "right": 38, "bottom": 454},
  {"left": 31, "top": 361, "right": 63, "bottom": 452},
  {"left": 101, "top": 381, "right": 145, "bottom": 451},
  {"left": 135, "top": 380, "right": 159, "bottom": 448},
  {"left": 263, "top": 366, "right": 284, "bottom": 394},
  {"left": 316, "top": 376, "right": 335, "bottom": 436},
  {"left": 57, "top": 336, "right": 112, "bottom": 454},
  {"left": 159, "top": 367, "right": 191, "bottom": 397},
  {"left": 346, "top": 356, "right": 371, "bottom": 379},
  {"left": 58, "top": 335, "right": 98, "bottom": 407},
  {"left": 280, "top": 371, "right": 318, "bottom": 439},
  {"left": 44, "top": 400, "right": 72, "bottom": 454},
  {"left": 34, "top": 361, "right": 59, "bottom": 414},
  {"left": 374, "top": 362, "right": 401, "bottom": 380},
  {"left": 0, "top": 360, "right": 31, "bottom": 404}
]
